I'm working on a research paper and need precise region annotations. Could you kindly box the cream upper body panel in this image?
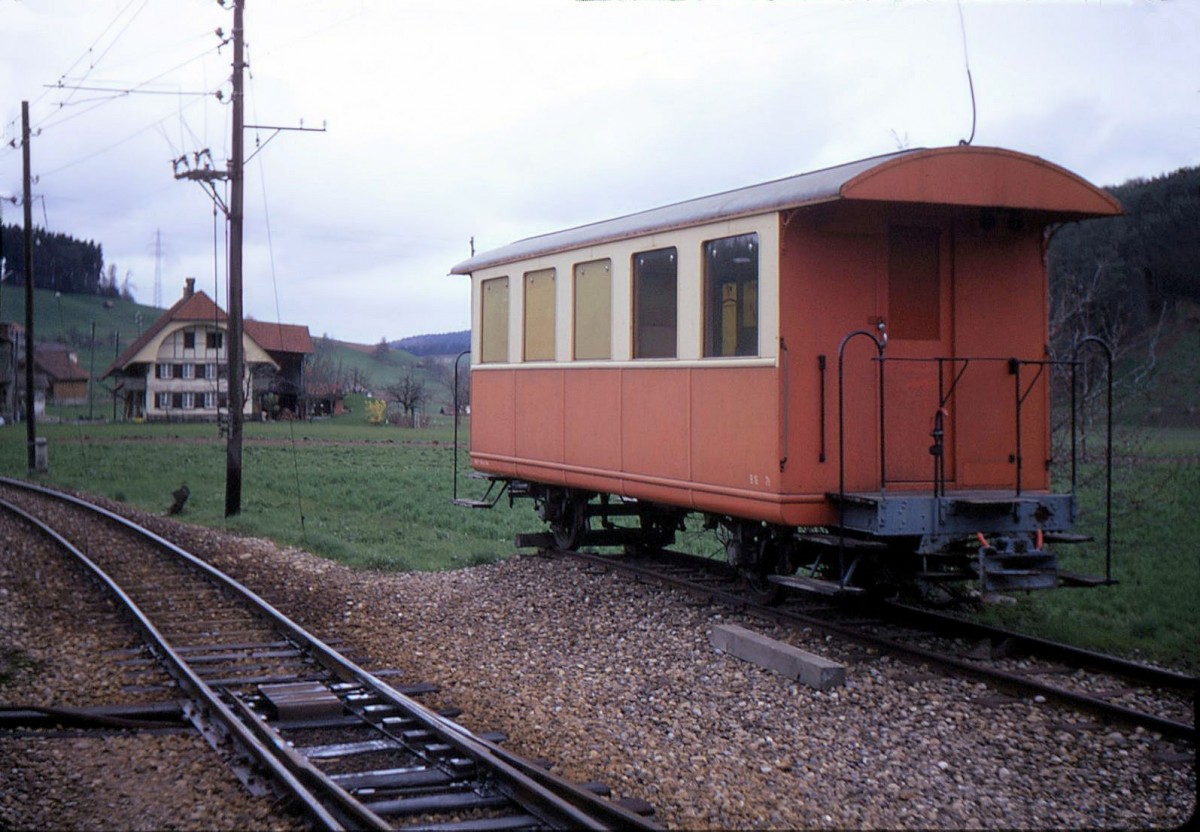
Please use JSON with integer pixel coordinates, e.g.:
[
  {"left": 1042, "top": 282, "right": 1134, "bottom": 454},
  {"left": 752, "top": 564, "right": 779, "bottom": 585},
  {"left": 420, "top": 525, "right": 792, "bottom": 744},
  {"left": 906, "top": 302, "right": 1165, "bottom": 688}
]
[{"left": 468, "top": 212, "right": 781, "bottom": 369}]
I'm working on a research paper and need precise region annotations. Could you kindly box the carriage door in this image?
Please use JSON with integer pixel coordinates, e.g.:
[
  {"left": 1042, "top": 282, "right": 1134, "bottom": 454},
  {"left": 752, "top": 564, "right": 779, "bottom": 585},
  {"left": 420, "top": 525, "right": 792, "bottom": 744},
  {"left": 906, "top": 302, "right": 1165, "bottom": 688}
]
[{"left": 882, "top": 225, "right": 954, "bottom": 485}]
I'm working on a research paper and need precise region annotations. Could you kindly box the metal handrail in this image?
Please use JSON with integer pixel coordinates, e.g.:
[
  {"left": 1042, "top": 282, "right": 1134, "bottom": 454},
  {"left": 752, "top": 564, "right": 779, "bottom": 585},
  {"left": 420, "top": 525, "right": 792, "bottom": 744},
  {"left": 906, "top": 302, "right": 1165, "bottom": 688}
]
[
  {"left": 831, "top": 332, "right": 1116, "bottom": 584},
  {"left": 835, "top": 327, "right": 886, "bottom": 586},
  {"left": 452, "top": 349, "right": 470, "bottom": 502},
  {"left": 858, "top": 353, "right": 1069, "bottom": 497},
  {"left": 1071, "top": 336, "right": 1115, "bottom": 583}
]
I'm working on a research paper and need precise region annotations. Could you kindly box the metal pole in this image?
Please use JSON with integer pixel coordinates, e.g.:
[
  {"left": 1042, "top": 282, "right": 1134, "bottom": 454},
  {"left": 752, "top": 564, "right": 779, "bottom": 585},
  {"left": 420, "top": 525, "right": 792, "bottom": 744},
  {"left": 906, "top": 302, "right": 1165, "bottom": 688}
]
[
  {"left": 224, "top": 0, "right": 246, "bottom": 517},
  {"left": 22, "top": 101, "right": 37, "bottom": 471},
  {"left": 1013, "top": 358, "right": 1023, "bottom": 496},
  {"left": 88, "top": 321, "right": 96, "bottom": 421},
  {"left": 1074, "top": 336, "right": 1115, "bottom": 584}
]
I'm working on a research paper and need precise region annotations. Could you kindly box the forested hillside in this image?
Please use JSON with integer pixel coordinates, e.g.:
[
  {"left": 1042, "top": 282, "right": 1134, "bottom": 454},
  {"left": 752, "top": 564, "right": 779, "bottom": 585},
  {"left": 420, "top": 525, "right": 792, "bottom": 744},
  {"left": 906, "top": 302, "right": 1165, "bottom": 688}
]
[
  {"left": 0, "top": 224, "right": 110, "bottom": 296},
  {"left": 391, "top": 330, "right": 469, "bottom": 356},
  {"left": 1048, "top": 165, "right": 1200, "bottom": 351}
]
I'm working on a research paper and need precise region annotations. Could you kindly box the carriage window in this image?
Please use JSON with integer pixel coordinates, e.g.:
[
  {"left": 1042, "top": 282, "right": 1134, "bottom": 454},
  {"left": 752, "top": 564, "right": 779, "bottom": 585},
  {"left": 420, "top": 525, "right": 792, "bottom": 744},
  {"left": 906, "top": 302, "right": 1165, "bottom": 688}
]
[
  {"left": 888, "top": 226, "right": 941, "bottom": 340},
  {"left": 523, "top": 268, "right": 556, "bottom": 361},
  {"left": 633, "top": 247, "right": 677, "bottom": 359},
  {"left": 480, "top": 277, "right": 510, "bottom": 363},
  {"left": 573, "top": 259, "right": 611, "bottom": 360},
  {"left": 704, "top": 233, "right": 759, "bottom": 357}
]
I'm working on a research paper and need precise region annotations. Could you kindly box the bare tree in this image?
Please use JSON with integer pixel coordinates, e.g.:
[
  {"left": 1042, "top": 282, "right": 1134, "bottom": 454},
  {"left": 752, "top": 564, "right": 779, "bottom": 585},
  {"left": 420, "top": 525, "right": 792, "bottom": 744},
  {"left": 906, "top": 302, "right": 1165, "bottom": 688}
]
[
  {"left": 428, "top": 356, "right": 470, "bottom": 423},
  {"left": 386, "top": 371, "right": 426, "bottom": 427}
]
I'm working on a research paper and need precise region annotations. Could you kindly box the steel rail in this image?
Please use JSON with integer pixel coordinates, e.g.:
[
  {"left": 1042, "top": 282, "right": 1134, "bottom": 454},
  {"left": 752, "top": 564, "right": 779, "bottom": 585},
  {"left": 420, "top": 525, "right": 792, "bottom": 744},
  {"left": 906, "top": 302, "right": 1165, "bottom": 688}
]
[
  {"left": 880, "top": 601, "right": 1198, "bottom": 691},
  {"left": 0, "top": 477, "right": 658, "bottom": 831},
  {"left": 565, "top": 547, "right": 1197, "bottom": 743},
  {"left": 0, "top": 494, "right": 357, "bottom": 831}
]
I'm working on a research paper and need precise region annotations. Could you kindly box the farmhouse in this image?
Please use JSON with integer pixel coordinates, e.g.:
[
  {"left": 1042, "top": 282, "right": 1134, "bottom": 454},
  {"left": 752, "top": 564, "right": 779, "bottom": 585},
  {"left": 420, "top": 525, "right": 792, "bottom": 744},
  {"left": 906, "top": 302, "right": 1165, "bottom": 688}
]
[
  {"left": 0, "top": 322, "right": 87, "bottom": 420},
  {"left": 31, "top": 342, "right": 91, "bottom": 405},
  {"left": 102, "top": 278, "right": 313, "bottom": 422}
]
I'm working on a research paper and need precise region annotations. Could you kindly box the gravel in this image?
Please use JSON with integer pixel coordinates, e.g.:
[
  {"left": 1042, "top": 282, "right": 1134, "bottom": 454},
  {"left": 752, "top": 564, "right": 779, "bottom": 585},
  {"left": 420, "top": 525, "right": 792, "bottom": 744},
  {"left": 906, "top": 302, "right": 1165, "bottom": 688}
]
[{"left": 2, "top": 503, "right": 1195, "bottom": 830}]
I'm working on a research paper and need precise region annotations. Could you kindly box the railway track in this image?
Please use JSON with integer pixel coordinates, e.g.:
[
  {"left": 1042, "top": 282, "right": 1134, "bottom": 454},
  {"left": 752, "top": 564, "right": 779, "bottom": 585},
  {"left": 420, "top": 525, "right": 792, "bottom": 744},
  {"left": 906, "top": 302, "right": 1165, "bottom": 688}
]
[
  {"left": 555, "top": 544, "right": 1197, "bottom": 746},
  {"left": 0, "top": 478, "right": 658, "bottom": 831}
]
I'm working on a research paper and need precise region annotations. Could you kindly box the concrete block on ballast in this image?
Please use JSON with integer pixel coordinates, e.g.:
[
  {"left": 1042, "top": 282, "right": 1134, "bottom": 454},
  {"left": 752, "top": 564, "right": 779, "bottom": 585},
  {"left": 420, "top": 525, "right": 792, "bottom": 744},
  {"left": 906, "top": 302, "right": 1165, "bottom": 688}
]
[{"left": 710, "top": 623, "right": 845, "bottom": 690}]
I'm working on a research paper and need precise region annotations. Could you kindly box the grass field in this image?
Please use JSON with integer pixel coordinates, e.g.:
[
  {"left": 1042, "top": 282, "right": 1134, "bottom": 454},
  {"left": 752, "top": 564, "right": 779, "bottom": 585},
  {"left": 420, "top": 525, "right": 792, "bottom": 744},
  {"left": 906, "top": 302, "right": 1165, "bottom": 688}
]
[
  {"left": 979, "top": 430, "right": 1199, "bottom": 671},
  {"left": 1, "top": 413, "right": 1196, "bottom": 672},
  {"left": 0, "top": 414, "right": 539, "bottom": 572}
]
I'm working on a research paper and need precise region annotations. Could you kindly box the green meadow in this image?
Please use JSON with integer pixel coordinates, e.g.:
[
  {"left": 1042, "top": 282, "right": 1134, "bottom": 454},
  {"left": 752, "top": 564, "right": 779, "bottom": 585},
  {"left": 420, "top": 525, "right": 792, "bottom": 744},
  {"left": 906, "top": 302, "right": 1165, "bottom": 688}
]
[
  {"left": 977, "top": 428, "right": 1199, "bottom": 672},
  {"left": 0, "top": 410, "right": 538, "bottom": 573}
]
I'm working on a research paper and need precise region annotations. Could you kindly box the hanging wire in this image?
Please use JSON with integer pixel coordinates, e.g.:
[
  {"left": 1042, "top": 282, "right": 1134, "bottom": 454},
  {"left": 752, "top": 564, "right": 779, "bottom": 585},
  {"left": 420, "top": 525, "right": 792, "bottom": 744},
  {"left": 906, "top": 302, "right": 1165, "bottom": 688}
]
[
  {"left": 249, "top": 69, "right": 307, "bottom": 536},
  {"left": 956, "top": 0, "right": 977, "bottom": 147},
  {"left": 212, "top": 198, "right": 222, "bottom": 423}
]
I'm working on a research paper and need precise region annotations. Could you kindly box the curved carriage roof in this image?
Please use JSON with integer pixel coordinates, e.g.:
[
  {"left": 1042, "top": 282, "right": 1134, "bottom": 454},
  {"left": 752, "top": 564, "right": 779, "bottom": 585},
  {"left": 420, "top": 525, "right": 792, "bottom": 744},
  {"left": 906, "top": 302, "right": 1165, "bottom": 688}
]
[{"left": 450, "top": 145, "right": 1121, "bottom": 275}]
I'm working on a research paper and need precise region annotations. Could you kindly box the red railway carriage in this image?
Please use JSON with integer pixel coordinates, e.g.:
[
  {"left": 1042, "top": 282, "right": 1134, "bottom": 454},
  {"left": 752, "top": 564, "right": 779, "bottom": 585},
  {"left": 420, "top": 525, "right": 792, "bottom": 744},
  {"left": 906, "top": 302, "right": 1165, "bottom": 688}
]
[{"left": 451, "top": 146, "right": 1121, "bottom": 600}]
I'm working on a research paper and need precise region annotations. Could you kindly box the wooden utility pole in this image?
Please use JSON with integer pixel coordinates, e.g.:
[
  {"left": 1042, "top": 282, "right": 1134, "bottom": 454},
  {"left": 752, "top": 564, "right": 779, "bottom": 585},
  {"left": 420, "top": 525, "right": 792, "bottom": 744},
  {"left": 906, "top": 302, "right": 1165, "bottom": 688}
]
[
  {"left": 225, "top": 0, "right": 246, "bottom": 517},
  {"left": 22, "top": 100, "right": 37, "bottom": 472},
  {"left": 173, "top": 0, "right": 321, "bottom": 515}
]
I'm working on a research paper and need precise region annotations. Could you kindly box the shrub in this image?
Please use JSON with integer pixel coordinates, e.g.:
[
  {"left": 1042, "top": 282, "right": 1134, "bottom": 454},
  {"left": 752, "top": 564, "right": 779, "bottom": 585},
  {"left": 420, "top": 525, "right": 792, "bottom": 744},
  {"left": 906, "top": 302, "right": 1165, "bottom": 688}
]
[{"left": 365, "top": 398, "right": 387, "bottom": 425}]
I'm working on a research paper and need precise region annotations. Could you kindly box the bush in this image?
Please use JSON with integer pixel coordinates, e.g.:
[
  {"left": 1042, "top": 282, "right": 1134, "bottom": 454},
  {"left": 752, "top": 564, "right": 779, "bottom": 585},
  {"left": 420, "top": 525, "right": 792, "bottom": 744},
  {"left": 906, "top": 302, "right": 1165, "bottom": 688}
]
[{"left": 365, "top": 398, "right": 387, "bottom": 425}]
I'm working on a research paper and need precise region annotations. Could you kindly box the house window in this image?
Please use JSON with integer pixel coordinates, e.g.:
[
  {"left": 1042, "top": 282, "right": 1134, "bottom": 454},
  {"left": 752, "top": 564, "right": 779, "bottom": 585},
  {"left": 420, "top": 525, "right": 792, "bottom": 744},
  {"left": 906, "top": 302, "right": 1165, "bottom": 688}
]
[
  {"left": 203, "top": 363, "right": 218, "bottom": 380},
  {"left": 704, "top": 233, "right": 759, "bottom": 357},
  {"left": 181, "top": 363, "right": 196, "bottom": 380},
  {"left": 573, "top": 259, "right": 611, "bottom": 360},
  {"left": 523, "top": 268, "right": 556, "bottom": 361},
  {"left": 182, "top": 392, "right": 195, "bottom": 409},
  {"left": 633, "top": 247, "right": 677, "bottom": 359},
  {"left": 206, "top": 331, "right": 224, "bottom": 350},
  {"left": 204, "top": 392, "right": 215, "bottom": 409},
  {"left": 156, "top": 392, "right": 171, "bottom": 409},
  {"left": 156, "top": 363, "right": 173, "bottom": 380},
  {"left": 480, "top": 277, "right": 510, "bottom": 363},
  {"left": 183, "top": 331, "right": 196, "bottom": 350}
]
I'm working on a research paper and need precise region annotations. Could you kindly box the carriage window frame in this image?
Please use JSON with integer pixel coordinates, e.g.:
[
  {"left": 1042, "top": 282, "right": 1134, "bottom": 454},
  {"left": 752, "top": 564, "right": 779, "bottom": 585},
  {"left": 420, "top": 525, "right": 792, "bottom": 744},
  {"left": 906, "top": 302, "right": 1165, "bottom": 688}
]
[
  {"left": 632, "top": 247, "right": 678, "bottom": 359},
  {"left": 480, "top": 276, "right": 510, "bottom": 364},
  {"left": 573, "top": 258, "right": 612, "bottom": 360},
  {"left": 523, "top": 268, "right": 557, "bottom": 362},
  {"left": 703, "top": 232, "right": 760, "bottom": 358}
]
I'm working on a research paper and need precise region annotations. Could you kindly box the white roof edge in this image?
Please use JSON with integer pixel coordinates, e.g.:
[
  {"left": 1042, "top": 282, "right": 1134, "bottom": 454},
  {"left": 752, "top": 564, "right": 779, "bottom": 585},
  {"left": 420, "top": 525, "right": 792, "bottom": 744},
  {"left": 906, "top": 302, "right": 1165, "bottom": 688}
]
[{"left": 450, "top": 149, "right": 920, "bottom": 274}]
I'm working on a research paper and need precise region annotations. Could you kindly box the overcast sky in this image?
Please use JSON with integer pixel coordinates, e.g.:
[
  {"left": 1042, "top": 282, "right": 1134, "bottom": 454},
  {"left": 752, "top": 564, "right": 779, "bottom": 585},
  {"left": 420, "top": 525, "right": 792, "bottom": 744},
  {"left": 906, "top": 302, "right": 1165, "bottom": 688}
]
[{"left": 2, "top": 0, "right": 1197, "bottom": 344}]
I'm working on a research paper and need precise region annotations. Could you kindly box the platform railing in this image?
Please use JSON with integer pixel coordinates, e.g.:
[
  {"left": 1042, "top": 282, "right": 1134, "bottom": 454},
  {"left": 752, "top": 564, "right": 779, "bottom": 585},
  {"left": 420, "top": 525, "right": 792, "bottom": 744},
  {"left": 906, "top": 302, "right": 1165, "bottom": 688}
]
[{"left": 833, "top": 331, "right": 1115, "bottom": 581}]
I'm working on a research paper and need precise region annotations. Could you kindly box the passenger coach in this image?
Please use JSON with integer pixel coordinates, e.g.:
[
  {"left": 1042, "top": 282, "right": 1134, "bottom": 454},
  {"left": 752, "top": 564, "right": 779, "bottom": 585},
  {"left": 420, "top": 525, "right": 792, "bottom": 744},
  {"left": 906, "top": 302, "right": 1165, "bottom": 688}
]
[{"left": 450, "top": 146, "right": 1122, "bottom": 601}]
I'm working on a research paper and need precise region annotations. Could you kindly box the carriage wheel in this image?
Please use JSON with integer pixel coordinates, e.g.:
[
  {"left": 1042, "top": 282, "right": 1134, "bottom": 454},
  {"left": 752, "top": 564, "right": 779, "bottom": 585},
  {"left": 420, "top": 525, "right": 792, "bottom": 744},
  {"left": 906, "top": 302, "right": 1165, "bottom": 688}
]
[
  {"left": 724, "top": 522, "right": 791, "bottom": 606},
  {"left": 550, "top": 494, "right": 588, "bottom": 550},
  {"left": 743, "top": 543, "right": 789, "bottom": 606}
]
